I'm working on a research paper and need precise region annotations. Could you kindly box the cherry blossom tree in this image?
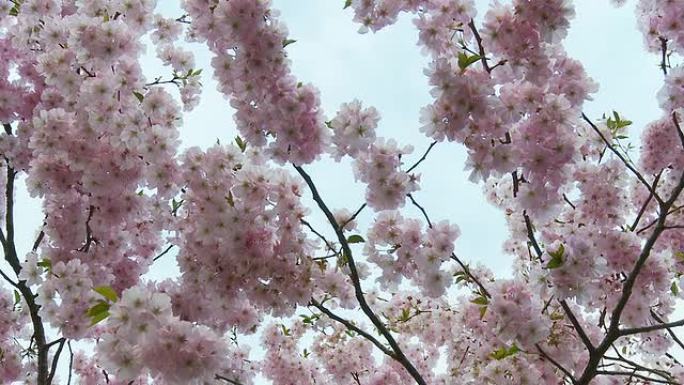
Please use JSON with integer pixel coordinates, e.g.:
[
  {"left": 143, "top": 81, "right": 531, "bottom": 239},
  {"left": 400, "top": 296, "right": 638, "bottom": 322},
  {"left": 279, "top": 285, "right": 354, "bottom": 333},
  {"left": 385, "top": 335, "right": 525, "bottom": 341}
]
[{"left": 1, "top": 0, "right": 684, "bottom": 384}]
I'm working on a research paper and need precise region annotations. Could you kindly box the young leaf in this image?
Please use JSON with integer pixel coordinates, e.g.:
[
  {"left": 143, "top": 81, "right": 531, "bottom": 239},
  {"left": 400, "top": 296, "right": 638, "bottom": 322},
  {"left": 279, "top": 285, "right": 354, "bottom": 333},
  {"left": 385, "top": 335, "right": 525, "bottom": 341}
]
[
  {"left": 457, "top": 52, "right": 481, "bottom": 71},
  {"left": 491, "top": 344, "right": 520, "bottom": 360},
  {"left": 343, "top": 0, "right": 352, "bottom": 9},
  {"left": 235, "top": 136, "right": 247, "bottom": 152},
  {"left": 133, "top": 91, "right": 144, "bottom": 103},
  {"left": 347, "top": 234, "right": 365, "bottom": 244},
  {"left": 87, "top": 301, "right": 111, "bottom": 325},
  {"left": 282, "top": 39, "right": 297, "bottom": 48},
  {"left": 37, "top": 259, "right": 52, "bottom": 271},
  {"left": 471, "top": 296, "right": 489, "bottom": 306},
  {"left": 672, "top": 281, "right": 679, "bottom": 296},
  {"left": 546, "top": 244, "right": 564, "bottom": 269},
  {"left": 93, "top": 286, "right": 118, "bottom": 302},
  {"left": 13, "top": 290, "right": 20, "bottom": 306}
]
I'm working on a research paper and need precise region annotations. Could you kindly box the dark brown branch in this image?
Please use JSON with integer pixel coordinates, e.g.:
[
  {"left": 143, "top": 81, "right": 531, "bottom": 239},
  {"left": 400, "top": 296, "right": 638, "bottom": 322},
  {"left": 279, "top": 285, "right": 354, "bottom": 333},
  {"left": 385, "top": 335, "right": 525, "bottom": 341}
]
[
  {"left": 294, "top": 165, "right": 426, "bottom": 385},
  {"left": 650, "top": 310, "right": 684, "bottom": 350},
  {"left": 215, "top": 374, "right": 244, "bottom": 385},
  {"left": 407, "top": 193, "right": 432, "bottom": 228},
  {"left": 560, "top": 300, "right": 595, "bottom": 352},
  {"left": 574, "top": 171, "right": 684, "bottom": 385},
  {"left": 301, "top": 219, "right": 337, "bottom": 253},
  {"left": 563, "top": 194, "right": 576, "bottom": 210},
  {"left": 630, "top": 170, "right": 662, "bottom": 231},
  {"left": 660, "top": 37, "right": 669, "bottom": 75},
  {"left": 523, "top": 213, "right": 543, "bottom": 260},
  {"left": 536, "top": 344, "right": 577, "bottom": 384},
  {"left": 67, "top": 341, "right": 73, "bottom": 385},
  {"left": 153, "top": 245, "right": 175, "bottom": 262},
  {"left": 406, "top": 141, "right": 437, "bottom": 173},
  {"left": 310, "top": 298, "right": 394, "bottom": 358},
  {"left": 341, "top": 203, "right": 367, "bottom": 230},
  {"left": 47, "top": 338, "right": 66, "bottom": 384},
  {"left": 468, "top": 20, "right": 491, "bottom": 73},
  {"left": 672, "top": 111, "right": 684, "bottom": 150},
  {"left": 595, "top": 370, "right": 678, "bottom": 384},
  {"left": 406, "top": 192, "right": 489, "bottom": 297}
]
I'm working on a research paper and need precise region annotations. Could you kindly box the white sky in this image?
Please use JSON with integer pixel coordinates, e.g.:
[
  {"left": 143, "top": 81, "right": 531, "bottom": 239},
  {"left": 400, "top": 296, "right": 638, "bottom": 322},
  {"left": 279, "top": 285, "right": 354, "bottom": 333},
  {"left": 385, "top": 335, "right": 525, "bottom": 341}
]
[{"left": 3, "top": 0, "right": 669, "bottom": 383}]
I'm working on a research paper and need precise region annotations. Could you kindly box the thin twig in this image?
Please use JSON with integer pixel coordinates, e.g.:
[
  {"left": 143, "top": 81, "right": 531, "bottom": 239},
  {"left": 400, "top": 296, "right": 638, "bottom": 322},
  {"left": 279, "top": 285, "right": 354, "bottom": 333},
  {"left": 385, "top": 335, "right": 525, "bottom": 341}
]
[
  {"left": 310, "top": 298, "right": 394, "bottom": 358},
  {"left": 153, "top": 245, "right": 175, "bottom": 262},
  {"left": 406, "top": 141, "right": 437, "bottom": 173},
  {"left": 47, "top": 338, "right": 66, "bottom": 384},
  {"left": 301, "top": 219, "right": 337, "bottom": 252},
  {"left": 630, "top": 171, "right": 662, "bottom": 231},
  {"left": 536, "top": 344, "right": 577, "bottom": 384},
  {"left": 560, "top": 300, "right": 595, "bottom": 352},
  {"left": 340, "top": 203, "right": 366, "bottom": 230},
  {"left": 407, "top": 193, "right": 432, "bottom": 228}
]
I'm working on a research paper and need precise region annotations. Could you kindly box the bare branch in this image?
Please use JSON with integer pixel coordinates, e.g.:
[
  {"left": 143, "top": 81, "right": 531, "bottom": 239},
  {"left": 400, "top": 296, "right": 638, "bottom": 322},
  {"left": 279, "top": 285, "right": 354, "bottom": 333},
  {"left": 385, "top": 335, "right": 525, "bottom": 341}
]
[
  {"left": 294, "top": 165, "right": 426, "bottom": 385},
  {"left": 310, "top": 298, "right": 395, "bottom": 358},
  {"left": 406, "top": 141, "right": 437, "bottom": 173},
  {"left": 153, "top": 245, "right": 175, "bottom": 262},
  {"left": 536, "top": 344, "right": 577, "bottom": 384},
  {"left": 560, "top": 300, "right": 595, "bottom": 352}
]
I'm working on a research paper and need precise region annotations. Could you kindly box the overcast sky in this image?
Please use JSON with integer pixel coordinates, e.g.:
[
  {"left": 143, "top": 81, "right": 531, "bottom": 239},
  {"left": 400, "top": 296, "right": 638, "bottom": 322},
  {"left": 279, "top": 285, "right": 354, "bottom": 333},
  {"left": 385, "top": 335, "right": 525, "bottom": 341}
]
[{"left": 3, "top": 1, "right": 669, "bottom": 383}]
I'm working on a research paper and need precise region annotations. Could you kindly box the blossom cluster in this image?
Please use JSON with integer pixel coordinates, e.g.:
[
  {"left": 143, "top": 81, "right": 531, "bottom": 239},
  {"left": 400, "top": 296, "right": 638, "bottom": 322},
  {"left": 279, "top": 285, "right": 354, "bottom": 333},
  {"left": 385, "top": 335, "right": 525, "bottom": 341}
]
[
  {"left": 96, "top": 285, "right": 241, "bottom": 385},
  {"left": 183, "top": 0, "right": 328, "bottom": 164}
]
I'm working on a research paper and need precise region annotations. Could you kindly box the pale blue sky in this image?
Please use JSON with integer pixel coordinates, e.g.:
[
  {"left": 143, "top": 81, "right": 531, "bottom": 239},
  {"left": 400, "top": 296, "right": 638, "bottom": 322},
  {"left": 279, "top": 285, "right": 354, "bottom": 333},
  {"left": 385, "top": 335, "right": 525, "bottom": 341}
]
[{"left": 2, "top": 1, "right": 668, "bottom": 383}]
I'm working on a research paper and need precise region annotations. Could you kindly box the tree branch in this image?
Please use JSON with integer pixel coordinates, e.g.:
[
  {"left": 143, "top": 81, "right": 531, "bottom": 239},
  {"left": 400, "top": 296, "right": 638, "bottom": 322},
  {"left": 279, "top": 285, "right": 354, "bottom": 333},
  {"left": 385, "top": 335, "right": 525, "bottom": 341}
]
[
  {"left": 560, "top": 300, "right": 595, "bottom": 352},
  {"left": 310, "top": 298, "right": 395, "bottom": 358},
  {"left": 536, "top": 344, "right": 577, "bottom": 384},
  {"left": 294, "top": 165, "right": 426, "bottom": 385},
  {"left": 406, "top": 141, "right": 437, "bottom": 173}
]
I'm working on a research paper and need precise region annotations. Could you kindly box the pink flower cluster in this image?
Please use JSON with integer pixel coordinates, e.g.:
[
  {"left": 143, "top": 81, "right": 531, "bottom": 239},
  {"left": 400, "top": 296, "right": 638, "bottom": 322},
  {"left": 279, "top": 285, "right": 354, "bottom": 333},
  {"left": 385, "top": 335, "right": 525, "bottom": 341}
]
[
  {"left": 183, "top": 0, "right": 327, "bottom": 164},
  {"left": 353, "top": 138, "right": 418, "bottom": 211},
  {"left": 97, "top": 285, "right": 237, "bottom": 385},
  {"left": 170, "top": 144, "right": 316, "bottom": 329},
  {"left": 0, "top": 290, "right": 23, "bottom": 383},
  {"left": 636, "top": 0, "right": 684, "bottom": 54},
  {"left": 365, "top": 211, "right": 459, "bottom": 297},
  {"left": 329, "top": 99, "right": 380, "bottom": 160}
]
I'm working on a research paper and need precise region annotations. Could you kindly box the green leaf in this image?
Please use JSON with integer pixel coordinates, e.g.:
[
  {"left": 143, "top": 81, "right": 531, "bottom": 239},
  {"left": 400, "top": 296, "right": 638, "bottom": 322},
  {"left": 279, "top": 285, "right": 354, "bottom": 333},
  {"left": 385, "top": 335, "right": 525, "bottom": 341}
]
[
  {"left": 133, "top": 91, "right": 144, "bottom": 103},
  {"left": 192, "top": 69, "right": 203, "bottom": 76},
  {"left": 471, "top": 296, "right": 489, "bottom": 306},
  {"left": 672, "top": 281, "right": 680, "bottom": 296},
  {"left": 93, "top": 286, "right": 118, "bottom": 302},
  {"left": 9, "top": 5, "right": 19, "bottom": 16},
  {"left": 234, "top": 136, "right": 247, "bottom": 152},
  {"left": 282, "top": 39, "right": 297, "bottom": 48},
  {"left": 479, "top": 305, "right": 487, "bottom": 319},
  {"left": 171, "top": 199, "right": 183, "bottom": 213},
  {"left": 457, "top": 52, "right": 481, "bottom": 71},
  {"left": 225, "top": 191, "right": 235, "bottom": 208},
  {"left": 37, "top": 259, "right": 51, "bottom": 271},
  {"left": 347, "top": 234, "right": 365, "bottom": 244},
  {"left": 280, "top": 324, "right": 291, "bottom": 336},
  {"left": 343, "top": 0, "right": 352, "bottom": 9},
  {"left": 398, "top": 308, "right": 411, "bottom": 322},
  {"left": 546, "top": 244, "right": 565, "bottom": 269},
  {"left": 87, "top": 301, "right": 111, "bottom": 325},
  {"left": 491, "top": 344, "right": 520, "bottom": 360},
  {"left": 13, "top": 290, "right": 20, "bottom": 306},
  {"left": 676, "top": 251, "right": 684, "bottom": 262}
]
